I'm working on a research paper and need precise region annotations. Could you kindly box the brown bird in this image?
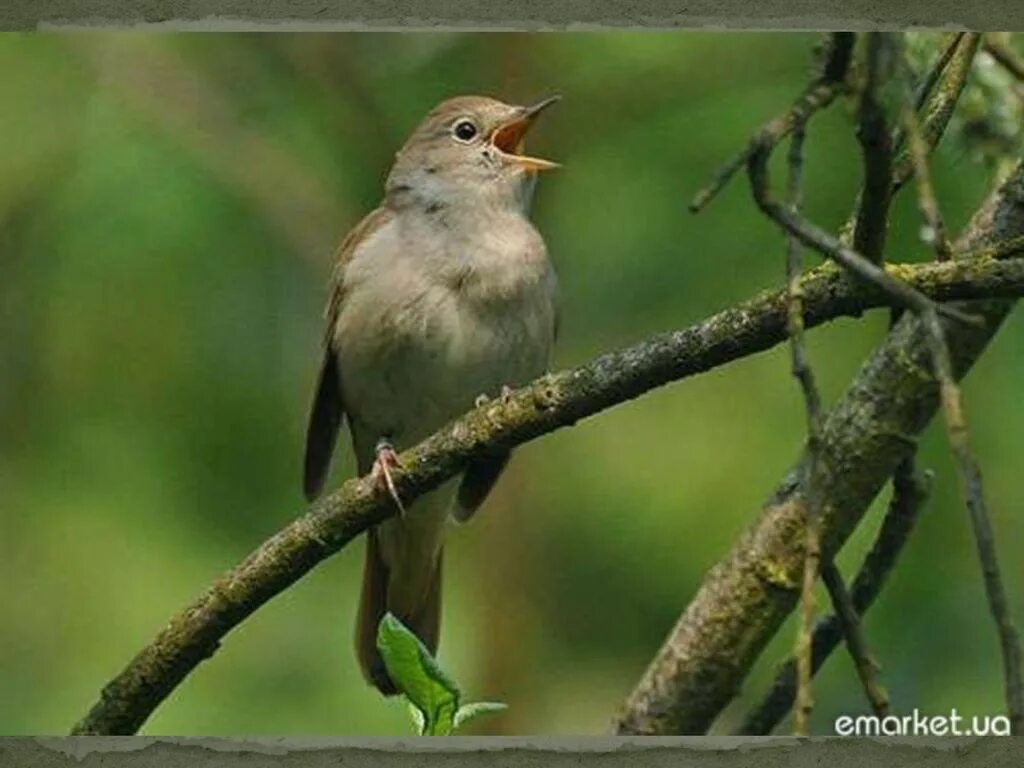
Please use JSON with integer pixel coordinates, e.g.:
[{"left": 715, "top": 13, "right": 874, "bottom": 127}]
[{"left": 303, "top": 95, "right": 560, "bottom": 694}]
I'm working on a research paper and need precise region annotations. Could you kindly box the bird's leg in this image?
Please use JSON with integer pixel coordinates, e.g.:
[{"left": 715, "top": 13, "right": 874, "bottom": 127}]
[{"left": 371, "top": 438, "right": 406, "bottom": 517}]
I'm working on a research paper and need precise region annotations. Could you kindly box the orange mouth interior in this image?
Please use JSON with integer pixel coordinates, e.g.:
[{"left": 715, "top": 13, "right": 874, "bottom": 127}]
[
  {"left": 491, "top": 119, "right": 530, "bottom": 156},
  {"left": 489, "top": 118, "right": 558, "bottom": 171}
]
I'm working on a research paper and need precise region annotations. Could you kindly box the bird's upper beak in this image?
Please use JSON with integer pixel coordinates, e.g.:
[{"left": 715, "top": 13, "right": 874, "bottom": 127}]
[{"left": 489, "top": 95, "right": 561, "bottom": 172}]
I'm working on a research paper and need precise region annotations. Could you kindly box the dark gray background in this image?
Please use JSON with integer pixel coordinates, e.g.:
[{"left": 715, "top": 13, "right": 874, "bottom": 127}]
[
  {"left": 1, "top": 0, "right": 1023, "bottom": 30},
  {"left": 3, "top": 737, "right": 1019, "bottom": 765}
]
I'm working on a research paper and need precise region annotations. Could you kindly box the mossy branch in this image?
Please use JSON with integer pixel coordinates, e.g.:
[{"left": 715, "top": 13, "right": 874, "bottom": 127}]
[
  {"left": 71, "top": 245, "right": 1024, "bottom": 736},
  {"left": 614, "top": 162, "right": 1024, "bottom": 735}
]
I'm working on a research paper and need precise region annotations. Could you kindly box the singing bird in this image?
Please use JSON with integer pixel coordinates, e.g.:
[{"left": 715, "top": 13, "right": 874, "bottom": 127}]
[{"left": 303, "top": 95, "right": 560, "bottom": 694}]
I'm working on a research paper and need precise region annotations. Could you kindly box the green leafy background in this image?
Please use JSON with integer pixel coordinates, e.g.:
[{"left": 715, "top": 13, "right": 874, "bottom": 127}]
[{"left": 1, "top": 32, "right": 1021, "bottom": 735}]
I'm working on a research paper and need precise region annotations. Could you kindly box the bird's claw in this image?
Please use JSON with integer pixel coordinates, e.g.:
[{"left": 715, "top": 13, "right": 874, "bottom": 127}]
[{"left": 371, "top": 439, "right": 406, "bottom": 517}]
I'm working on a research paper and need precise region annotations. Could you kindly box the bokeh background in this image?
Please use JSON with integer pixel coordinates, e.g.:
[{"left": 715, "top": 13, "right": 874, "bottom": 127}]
[{"left": 1, "top": 32, "right": 1022, "bottom": 736}]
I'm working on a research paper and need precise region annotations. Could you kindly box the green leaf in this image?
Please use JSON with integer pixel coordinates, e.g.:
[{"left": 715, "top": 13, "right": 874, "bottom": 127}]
[
  {"left": 376, "top": 613, "right": 461, "bottom": 735},
  {"left": 453, "top": 701, "right": 508, "bottom": 731}
]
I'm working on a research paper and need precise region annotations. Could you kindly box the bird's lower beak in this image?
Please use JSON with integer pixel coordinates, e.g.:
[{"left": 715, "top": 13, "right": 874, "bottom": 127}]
[{"left": 489, "top": 95, "right": 561, "bottom": 172}]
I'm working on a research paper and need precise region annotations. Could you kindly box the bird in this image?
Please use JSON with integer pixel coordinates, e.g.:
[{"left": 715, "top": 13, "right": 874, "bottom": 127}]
[{"left": 302, "top": 94, "right": 561, "bottom": 695}]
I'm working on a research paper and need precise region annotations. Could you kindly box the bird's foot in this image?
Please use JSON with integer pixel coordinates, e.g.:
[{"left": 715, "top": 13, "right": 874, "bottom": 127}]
[{"left": 371, "top": 439, "right": 406, "bottom": 517}]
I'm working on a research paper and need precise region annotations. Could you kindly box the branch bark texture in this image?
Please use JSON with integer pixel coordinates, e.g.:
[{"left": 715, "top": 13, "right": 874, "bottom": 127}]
[{"left": 72, "top": 246, "right": 1024, "bottom": 735}]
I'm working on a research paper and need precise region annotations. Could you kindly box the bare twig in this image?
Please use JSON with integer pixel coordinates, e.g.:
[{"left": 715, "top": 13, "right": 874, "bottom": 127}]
[
  {"left": 891, "top": 32, "right": 966, "bottom": 152},
  {"left": 892, "top": 33, "right": 981, "bottom": 192},
  {"left": 901, "top": 67, "right": 954, "bottom": 260},
  {"left": 689, "top": 33, "right": 854, "bottom": 214},
  {"left": 783, "top": 124, "right": 823, "bottom": 736},
  {"left": 821, "top": 563, "right": 891, "bottom": 717},
  {"left": 747, "top": 145, "right": 978, "bottom": 326},
  {"left": 912, "top": 33, "right": 967, "bottom": 109},
  {"left": 724, "top": 37, "right": 976, "bottom": 327},
  {"left": 983, "top": 35, "right": 1024, "bottom": 82},
  {"left": 784, "top": 132, "right": 818, "bottom": 423},
  {"left": 840, "top": 38, "right": 955, "bottom": 715},
  {"left": 852, "top": 32, "right": 896, "bottom": 264},
  {"left": 822, "top": 33, "right": 895, "bottom": 722},
  {"left": 921, "top": 309, "right": 1024, "bottom": 734},
  {"left": 794, "top": 35, "right": 895, "bottom": 730},
  {"left": 738, "top": 459, "right": 931, "bottom": 735},
  {"left": 845, "top": 32, "right": 970, "bottom": 249},
  {"left": 900, "top": 38, "right": 1024, "bottom": 731}
]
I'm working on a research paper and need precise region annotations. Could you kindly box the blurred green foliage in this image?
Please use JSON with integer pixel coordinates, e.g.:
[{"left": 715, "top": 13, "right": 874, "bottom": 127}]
[{"left": 0, "top": 32, "right": 1022, "bottom": 736}]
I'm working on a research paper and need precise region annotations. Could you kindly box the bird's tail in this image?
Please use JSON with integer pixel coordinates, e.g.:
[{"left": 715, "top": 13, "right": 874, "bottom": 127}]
[{"left": 355, "top": 527, "right": 443, "bottom": 695}]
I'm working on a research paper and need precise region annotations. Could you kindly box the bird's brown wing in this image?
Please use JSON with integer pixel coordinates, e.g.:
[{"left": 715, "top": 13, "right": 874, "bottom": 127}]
[
  {"left": 303, "top": 206, "right": 395, "bottom": 501},
  {"left": 453, "top": 452, "right": 512, "bottom": 522}
]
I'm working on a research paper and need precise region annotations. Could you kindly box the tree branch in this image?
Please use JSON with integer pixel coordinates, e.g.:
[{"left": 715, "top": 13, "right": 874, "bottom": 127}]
[
  {"left": 738, "top": 459, "right": 931, "bottom": 735},
  {"left": 749, "top": 142, "right": 979, "bottom": 327},
  {"left": 892, "top": 33, "right": 981, "bottom": 192},
  {"left": 909, "top": 34, "right": 966, "bottom": 115},
  {"left": 785, "top": 122, "right": 824, "bottom": 737},
  {"left": 901, "top": 38, "right": 1023, "bottom": 732},
  {"left": 983, "top": 35, "right": 1024, "bottom": 83},
  {"left": 71, "top": 249, "right": 1024, "bottom": 735},
  {"left": 851, "top": 32, "right": 896, "bottom": 264},
  {"left": 688, "top": 33, "right": 853, "bottom": 214},
  {"left": 820, "top": 561, "right": 891, "bottom": 718},
  {"left": 806, "top": 32, "right": 897, "bottom": 726},
  {"left": 890, "top": 32, "right": 965, "bottom": 154},
  {"left": 614, "top": 161, "right": 1024, "bottom": 735}
]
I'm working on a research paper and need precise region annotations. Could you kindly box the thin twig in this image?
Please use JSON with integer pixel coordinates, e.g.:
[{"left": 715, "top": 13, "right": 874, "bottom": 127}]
[
  {"left": 900, "top": 41, "right": 1024, "bottom": 730},
  {"left": 738, "top": 459, "right": 931, "bottom": 735},
  {"left": 921, "top": 309, "right": 1024, "bottom": 734},
  {"left": 689, "top": 33, "right": 854, "bottom": 214},
  {"left": 901, "top": 63, "right": 953, "bottom": 261},
  {"left": 734, "top": 37, "right": 978, "bottom": 327},
  {"left": 783, "top": 124, "right": 822, "bottom": 736},
  {"left": 782, "top": 117, "right": 890, "bottom": 733},
  {"left": 821, "top": 563, "right": 891, "bottom": 717},
  {"left": 852, "top": 32, "right": 896, "bottom": 264},
  {"left": 892, "top": 32, "right": 966, "bottom": 152},
  {"left": 844, "top": 32, "right": 970, "bottom": 248},
  {"left": 892, "top": 33, "right": 982, "bottom": 192},
  {"left": 912, "top": 33, "right": 967, "bottom": 109},
  {"left": 807, "top": 34, "right": 894, "bottom": 724},
  {"left": 747, "top": 147, "right": 979, "bottom": 327},
  {"left": 749, "top": 34, "right": 1016, "bottom": 734},
  {"left": 983, "top": 35, "right": 1024, "bottom": 82}
]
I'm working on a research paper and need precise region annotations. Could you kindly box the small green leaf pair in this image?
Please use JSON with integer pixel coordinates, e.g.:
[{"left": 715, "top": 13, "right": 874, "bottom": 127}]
[{"left": 375, "top": 613, "right": 507, "bottom": 735}]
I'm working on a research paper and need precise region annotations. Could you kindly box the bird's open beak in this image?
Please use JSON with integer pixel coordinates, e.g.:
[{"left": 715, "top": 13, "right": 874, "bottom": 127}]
[{"left": 489, "top": 95, "right": 561, "bottom": 172}]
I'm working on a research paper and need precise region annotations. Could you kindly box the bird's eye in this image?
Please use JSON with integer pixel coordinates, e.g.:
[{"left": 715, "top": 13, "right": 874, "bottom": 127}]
[{"left": 452, "top": 119, "right": 478, "bottom": 143}]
